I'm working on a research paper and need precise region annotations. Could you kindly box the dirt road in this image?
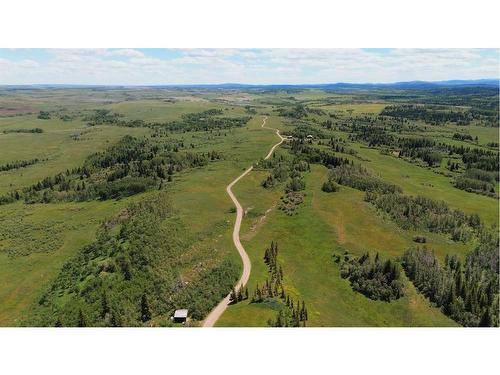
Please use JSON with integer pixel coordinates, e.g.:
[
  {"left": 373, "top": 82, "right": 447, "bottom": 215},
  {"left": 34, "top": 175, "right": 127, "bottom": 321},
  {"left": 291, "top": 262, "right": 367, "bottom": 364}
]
[{"left": 202, "top": 116, "right": 284, "bottom": 327}]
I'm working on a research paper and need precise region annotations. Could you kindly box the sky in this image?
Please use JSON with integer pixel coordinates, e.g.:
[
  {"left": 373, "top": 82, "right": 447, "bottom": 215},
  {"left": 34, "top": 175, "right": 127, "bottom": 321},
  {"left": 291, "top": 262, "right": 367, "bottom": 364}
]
[{"left": 0, "top": 48, "right": 498, "bottom": 85}]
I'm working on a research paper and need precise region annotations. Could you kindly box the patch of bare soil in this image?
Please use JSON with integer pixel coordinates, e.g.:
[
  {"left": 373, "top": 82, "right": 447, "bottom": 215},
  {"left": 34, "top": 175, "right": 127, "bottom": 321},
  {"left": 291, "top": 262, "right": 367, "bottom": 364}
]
[{"left": 242, "top": 204, "right": 275, "bottom": 241}]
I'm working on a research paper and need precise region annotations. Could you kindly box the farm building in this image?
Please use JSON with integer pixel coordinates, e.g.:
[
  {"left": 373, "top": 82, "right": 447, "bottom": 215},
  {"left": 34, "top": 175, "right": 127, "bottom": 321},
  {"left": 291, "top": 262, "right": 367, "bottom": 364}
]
[{"left": 172, "top": 309, "right": 188, "bottom": 323}]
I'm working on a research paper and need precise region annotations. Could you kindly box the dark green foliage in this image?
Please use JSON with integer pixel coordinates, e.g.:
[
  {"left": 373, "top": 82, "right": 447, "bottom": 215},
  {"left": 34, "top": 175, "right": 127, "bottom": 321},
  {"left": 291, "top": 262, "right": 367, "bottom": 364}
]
[
  {"left": 279, "top": 191, "right": 304, "bottom": 215},
  {"left": 229, "top": 284, "right": 249, "bottom": 304},
  {"left": 0, "top": 158, "right": 42, "bottom": 172},
  {"left": 258, "top": 154, "right": 309, "bottom": 189},
  {"left": 321, "top": 179, "right": 339, "bottom": 193},
  {"left": 84, "top": 109, "right": 124, "bottom": 125},
  {"left": 168, "top": 110, "right": 251, "bottom": 132},
  {"left": 257, "top": 153, "right": 309, "bottom": 214},
  {"left": 252, "top": 241, "right": 285, "bottom": 302},
  {"left": 460, "top": 148, "right": 498, "bottom": 172},
  {"left": 251, "top": 241, "right": 308, "bottom": 327},
  {"left": 83, "top": 108, "right": 250, "bottom": 132},
  {"left": 286, "top": 123, "right": 325, "bottom": 139},
  {"left": 19, "top": 135, "right": 220, "bottom": 203},
  {"left": 289, "top": 140, "right": 351, "bottom": 169},
  {"left": 337, "top": 251, "right": 404, "bottom": 301},
  {"left": 328, "top": 136, "right": 357, "bottom": 155},
  {"left": 268, "top": 298, "right": 308, "bottom": 327},
  {"left": 455, "top": 176, "right": 496, "bottom": 197},
  {"left": 244, "top": 106, "right": 257, "bottom": 114},
  {"left": 95, "top": 177, "right": 156, "bottom": 200},
  {"left": 350, "top": 122, "right": 397, "bottom": 147},
  {"left": 453, "top": 133, "right": 474, "bottom": 142},
  {"left": 2, "top": 128, "right": 43, "bottom": 134},
  {"left": 365, "top": 192, "right": 481, "bottom": 241},
  {"left": 172, "top": 260, "right": 239, "bottom": 320},
  {"left": 401, "top": 234, "right": 499, "bottom": 327},
  {"left": 285, "top": 176, "right": 305, "bottom": 192},
  {"left": 397, "top": 138, "right": 444, "bottom": 167},
  {"left": 381, "top": 104, "right": 488, "bottom": 126},
  {"left": 329, "top": 164, "right": 402, "bottom": 194},
  {"left": 37, "top": 111, "right": 51, "bottom": 120},
  {"left": 24, "top": 193, "right": 239, "bottom": 326},
  {"left": 413, "top": 235, "right": 427, "bottom": 243},
  {"left": 277, "top": 104, "right": 308, "bottom": 119},
  {"left": 140, "top": 294, "right": 152, "bottom": 322},
  {"left": 454, "top": 167, "right": 497, "bottom": 197}
]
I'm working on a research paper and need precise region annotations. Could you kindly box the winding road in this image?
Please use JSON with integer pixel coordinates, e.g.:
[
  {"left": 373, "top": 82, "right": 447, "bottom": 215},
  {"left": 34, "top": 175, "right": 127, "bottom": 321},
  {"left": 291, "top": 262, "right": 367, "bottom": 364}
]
[{"left": 202, "top": 116, "right": 285, "bottom": 327}]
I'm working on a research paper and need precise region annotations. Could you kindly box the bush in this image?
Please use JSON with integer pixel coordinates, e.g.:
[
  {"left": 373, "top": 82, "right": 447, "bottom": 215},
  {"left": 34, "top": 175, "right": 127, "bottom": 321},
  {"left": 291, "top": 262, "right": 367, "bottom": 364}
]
[
  {"left": 321, "top": 179, "right": 339, "bottom": 193},
  {"left": 37, "top": 111, "right": 51, "bottom": 120},
  {"left": 413, "top": 235, "right": 427, "bottom": 243}
]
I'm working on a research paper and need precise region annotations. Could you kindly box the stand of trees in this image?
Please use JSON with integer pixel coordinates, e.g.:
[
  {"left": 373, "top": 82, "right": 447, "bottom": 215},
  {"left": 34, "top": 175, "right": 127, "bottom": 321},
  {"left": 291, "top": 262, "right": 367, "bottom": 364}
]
[
  {"left": 334, "top": 251, "right": 404, "bottom": 301},
  {"left": 251, "top": 241, "right": 309, "bottom": 327},
  {"left": 0, "top": 158, "right": 42, "bottom": 172},
  {"left": 257, "top": 153, "right": 309, "bottom": 215},
  {"left": 350, "top": 121, "right": 498, "bottom": 198},
  {"left": 268, "top": 298, "right": 308, "bottom": 327},
  {"left": 24, "top": 193, "right": 239, "bottom": 326},
  {"left": 252, "top": 241, "right": 285, "bottom": 302},
  {"left": 289, "top": 140, "right": 352, "bottom": 169},
  {"left": 401, "top": 233, "right": 499, "bottom": 327},
  {"left": 381, "top": 104, "right": 485, "bottom": 126},
  {"left": 2, "top": 128, "right": 43, "bottom": 134},
  {"left": 328, "top": 164, "right": 402, "bottom": 194},
  {"left": 37, "top": 111, "right": 51, "bottom": 119},
  {"left": 84, "top": 108, "right": 251, "bottom": 133},
  {"left": 277, "top": 104, "right": 308, "bottom": 119},
  {"left": 365, "top": 192, "right": 482, "bottom": 242},
  {"left": 14, "top": 135, "right": 222, "bottom": 204},
  {"left": 285, "top": 123, "right": 325, "bottom": 139}
]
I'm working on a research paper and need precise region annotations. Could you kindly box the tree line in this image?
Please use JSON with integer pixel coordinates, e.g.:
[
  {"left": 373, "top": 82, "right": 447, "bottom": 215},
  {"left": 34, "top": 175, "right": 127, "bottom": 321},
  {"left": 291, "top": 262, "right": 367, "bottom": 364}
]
[
  {"left": 401, "top": 232, "right": 499, "bottom": 327},
  {"left": 2, "top": 127, "right": 43, "bottom": 134},
  {"left": 0, "top": 158, "right": 43, "bottom": 172},
  {"left": 380, "top": 104, "right": 488, "bottom": 126}
]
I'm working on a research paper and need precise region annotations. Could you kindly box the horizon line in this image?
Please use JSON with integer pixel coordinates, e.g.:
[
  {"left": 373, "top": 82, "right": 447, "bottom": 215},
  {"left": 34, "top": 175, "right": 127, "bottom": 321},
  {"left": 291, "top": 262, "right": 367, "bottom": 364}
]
[{"left": 0, "top": 78, "right": 499, "bottom": 88}]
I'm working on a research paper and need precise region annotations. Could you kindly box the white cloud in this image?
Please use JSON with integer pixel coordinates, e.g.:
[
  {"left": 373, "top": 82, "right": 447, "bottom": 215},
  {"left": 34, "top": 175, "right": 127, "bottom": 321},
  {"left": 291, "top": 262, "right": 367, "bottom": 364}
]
[{"left": 0, "top": 48, "right": 498, "bottom": 85}]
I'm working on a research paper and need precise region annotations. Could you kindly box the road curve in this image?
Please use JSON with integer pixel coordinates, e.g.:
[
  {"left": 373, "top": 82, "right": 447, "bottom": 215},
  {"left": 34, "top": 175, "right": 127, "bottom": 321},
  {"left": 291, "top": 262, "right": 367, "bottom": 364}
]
[{"left": 202, "top": 116, "right": 284, "bottom": 327}]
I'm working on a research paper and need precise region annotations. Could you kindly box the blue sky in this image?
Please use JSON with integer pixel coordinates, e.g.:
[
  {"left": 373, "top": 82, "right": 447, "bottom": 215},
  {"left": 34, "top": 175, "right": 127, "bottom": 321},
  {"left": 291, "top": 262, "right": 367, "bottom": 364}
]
[{"left": 0, "top": 49, "right": 498, "bottom": 85}]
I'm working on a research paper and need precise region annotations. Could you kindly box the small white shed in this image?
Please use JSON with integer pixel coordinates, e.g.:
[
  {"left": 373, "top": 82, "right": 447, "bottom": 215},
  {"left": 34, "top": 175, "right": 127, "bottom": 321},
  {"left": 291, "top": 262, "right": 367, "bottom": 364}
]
[{"left": 172, "top": 309, "right": 188, "bottom": 323}]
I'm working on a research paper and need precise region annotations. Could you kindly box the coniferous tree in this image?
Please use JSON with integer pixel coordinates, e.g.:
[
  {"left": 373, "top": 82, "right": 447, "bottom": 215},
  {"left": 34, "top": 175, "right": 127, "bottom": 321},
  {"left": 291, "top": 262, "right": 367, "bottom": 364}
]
[
  {"left": 78, "top": 308, "right": 87, "bottom": 327},
  {"left": 140, "top": 294, "right": 151, "bottom": 322}
]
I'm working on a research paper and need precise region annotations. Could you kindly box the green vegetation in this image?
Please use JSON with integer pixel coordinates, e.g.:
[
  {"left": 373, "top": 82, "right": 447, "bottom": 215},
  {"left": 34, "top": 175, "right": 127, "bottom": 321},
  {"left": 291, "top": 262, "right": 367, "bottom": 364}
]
[
  {"left": 334, "top": 251, "right": 404, "bottom": 301},
  {"left": 402, "top": 232, "right": 499, "bottom": 327},
  {"left": 249, "top": 241, "right": 308, "bottom": 327},
  {"left": 25, "top": 193, "right": 239, "bottom": 326},
  {"left": 0, "top": 85, "right": 497, "bottom": 327},
  {"left": 365, "top": 193, "right": 481, "bottom": 242}
]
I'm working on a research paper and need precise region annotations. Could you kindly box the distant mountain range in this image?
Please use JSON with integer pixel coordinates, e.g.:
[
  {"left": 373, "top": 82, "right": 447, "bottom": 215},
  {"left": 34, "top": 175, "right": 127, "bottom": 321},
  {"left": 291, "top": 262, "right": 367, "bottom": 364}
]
[{"left": 1, "top": 79, "right": 498, "bottom": 90}]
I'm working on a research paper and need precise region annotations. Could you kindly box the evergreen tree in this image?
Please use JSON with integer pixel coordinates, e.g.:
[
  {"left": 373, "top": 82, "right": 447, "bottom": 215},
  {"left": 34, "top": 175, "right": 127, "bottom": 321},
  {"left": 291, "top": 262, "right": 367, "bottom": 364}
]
[
  {"left": 77, "top": 308, "right": 87, "bottom": 327},
  {"left": 101, "top": 293, "right": 110, "bottom": 319},
  {"left": 140, "top": 293, "right": 151, "bottom": 322}
]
